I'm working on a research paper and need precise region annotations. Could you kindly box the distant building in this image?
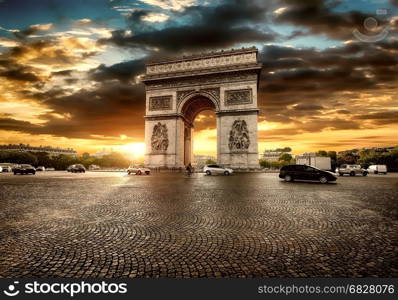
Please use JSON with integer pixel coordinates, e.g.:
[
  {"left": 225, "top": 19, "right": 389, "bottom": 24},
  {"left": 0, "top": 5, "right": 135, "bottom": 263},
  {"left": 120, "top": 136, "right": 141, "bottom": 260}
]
[
  {"left": 296, "top": 152, "right": 331, "bottom": 170},
  {"left": 193, "top": 155, "right": 216, "bottom": 168},
  {"left": 0, "top": 144, "right": 77, "bottom": 157},
  {"left": 262, "top": 149, "right": 292, "bottom": 162}
]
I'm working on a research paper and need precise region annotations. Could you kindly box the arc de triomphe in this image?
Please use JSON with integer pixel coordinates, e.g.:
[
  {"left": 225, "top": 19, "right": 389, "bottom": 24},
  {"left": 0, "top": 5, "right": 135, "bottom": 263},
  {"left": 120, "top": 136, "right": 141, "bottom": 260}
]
[{"left": 142, "top": 47, "right": 261, "bottom": 169}]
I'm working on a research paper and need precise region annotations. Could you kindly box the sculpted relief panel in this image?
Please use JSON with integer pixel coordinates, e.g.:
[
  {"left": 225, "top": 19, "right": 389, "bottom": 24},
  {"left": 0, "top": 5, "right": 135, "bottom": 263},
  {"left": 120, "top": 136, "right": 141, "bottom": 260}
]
[
  {"left": 149, "top": 96, "right": 172, "bottom": 111},
  {"left": 225, "top": 89, "right": 252, "bottom": 106},
  {"left": 228, "top": 120, "right": 250, "bottom": 151},
  {"left": 151, "top": 122, "right": 169, "bottom": 152}
]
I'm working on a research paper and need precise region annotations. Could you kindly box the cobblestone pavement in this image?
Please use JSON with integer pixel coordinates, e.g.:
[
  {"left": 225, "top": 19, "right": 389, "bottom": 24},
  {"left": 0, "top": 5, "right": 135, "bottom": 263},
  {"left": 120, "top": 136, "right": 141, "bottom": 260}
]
[{"left": 0, "top": 172, "right": 397, "bottom": 278}]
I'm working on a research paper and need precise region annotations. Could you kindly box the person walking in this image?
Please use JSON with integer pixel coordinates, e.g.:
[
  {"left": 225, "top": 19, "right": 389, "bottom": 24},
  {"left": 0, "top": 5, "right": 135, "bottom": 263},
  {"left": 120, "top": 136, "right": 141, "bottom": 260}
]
[{"left": 186, "top": 162, "right": 193, "bottom": 176}]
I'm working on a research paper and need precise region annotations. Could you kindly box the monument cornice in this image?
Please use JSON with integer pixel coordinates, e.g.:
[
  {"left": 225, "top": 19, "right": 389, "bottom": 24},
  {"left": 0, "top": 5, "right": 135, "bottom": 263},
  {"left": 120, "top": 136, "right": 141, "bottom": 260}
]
[
  {"left": 141, "top": 63, "right": 262, "bottom": 82},
  {"left": 146, "top": 46, "right": 258, "bottom": 65}
]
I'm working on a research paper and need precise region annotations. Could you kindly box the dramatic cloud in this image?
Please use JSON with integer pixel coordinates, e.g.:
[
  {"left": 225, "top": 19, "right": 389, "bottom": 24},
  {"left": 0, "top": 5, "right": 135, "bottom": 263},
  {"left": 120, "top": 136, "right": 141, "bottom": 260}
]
[
  {"left": 3, "top": 82, "right": 145, "bottom": 140},
  {"left": 0, "top": 0, "right": 397, "bottom": 154},
  {"left": 274, "top": 0, "right": 375, "bottom": 40},
  {"left": 89, "top": 59, "right": 145, "bottom": 83},
  {"left": 101, "top": 0, "right": 275, "bottom": 52},
  {"left": 13, "top": 23, "right": 53, "bottom": 39}
]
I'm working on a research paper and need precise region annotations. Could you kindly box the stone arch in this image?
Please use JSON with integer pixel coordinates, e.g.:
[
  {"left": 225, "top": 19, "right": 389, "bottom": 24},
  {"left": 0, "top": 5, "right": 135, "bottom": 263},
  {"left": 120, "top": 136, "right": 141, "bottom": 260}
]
[
  {"left": 177, "top": 91, "right": 219, "bottom": 115},
  {"left": 143, "top": 47, "right": 261, "bottom": 169},
  {"left": 179, "top": 93, "right": 217, "bottom": 125}
]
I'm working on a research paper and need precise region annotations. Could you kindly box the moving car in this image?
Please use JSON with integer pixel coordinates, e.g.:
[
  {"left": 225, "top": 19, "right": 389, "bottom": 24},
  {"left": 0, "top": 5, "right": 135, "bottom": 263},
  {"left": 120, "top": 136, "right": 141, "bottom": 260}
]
[
  {"left": 36, "top": 166, "right": 45, "bottom": 171},
  {"left": 336, "top": 164, "right": 368, "bottom": 176},
  {"left": 279, "top": 164, "right": 337, "bottom": 184},
  {"left": 0, "top": 166, "right": 2, "bottom": 172},
  {"left": 13, "top": 164, "right": 36, "bottom": 175},
  {"left": 127, "top": 165, "right": 150, "bottom": 175},
  {"left": 68, "top": 164, "right": 86, "bottom": 173},
  {"left": 203, "top": 164, "right": 233, "bottom": 176},
  {"left": 367, "top": 164, "right": 387, "bottom": 175}
]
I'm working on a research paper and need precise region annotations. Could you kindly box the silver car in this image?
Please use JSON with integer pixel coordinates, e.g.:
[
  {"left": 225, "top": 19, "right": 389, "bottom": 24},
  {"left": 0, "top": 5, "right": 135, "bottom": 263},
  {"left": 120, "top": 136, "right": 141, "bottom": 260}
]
[
  {"left": 127, "top": 165, "right": 151, "bottom": 175},
  {"left": 203, "top": 164, "right": 233, "bottom": 176},
  {"left": 336, "top": 164, "right": 368, "bottom": 176}
]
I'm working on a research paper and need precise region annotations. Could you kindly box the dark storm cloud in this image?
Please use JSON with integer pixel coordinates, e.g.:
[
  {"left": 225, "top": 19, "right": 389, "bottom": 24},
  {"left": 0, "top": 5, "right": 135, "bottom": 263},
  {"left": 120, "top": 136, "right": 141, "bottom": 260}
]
[
  {"left": 10, "top": 82, "right": 146, "bottom": 139},
  {"left": 100, "top": 0, "right": 274, "bottom": 52},
  {"left": 274, "top": 0, "right": 376, "bottom": 40},
  {"left": 51, "top": 70, "right": 73, "bottom": 76},
  {"left": 354, "top": 111, "right": 398, "bottom": 125},
  {"left": 89, "top": 59, "right": 145, "bottom": 83},
  {"left": 0, "top": 117, "right": 41, "bottom": 132},
  {"left": 126, "top": 9, "right": 157, "bottom": 33},
  {"left": 257, "top": 38, "right": 398, "bottom": 130},
  {"left": 0, "top": 59, "right": 40, "bottom": 82}
]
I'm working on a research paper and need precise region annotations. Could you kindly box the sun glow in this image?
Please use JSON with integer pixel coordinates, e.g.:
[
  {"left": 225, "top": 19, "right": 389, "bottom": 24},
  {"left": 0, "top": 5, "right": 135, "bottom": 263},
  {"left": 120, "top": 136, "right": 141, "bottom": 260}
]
[{"left": 118, "top": 142, "right": 145, "bottom": 159}]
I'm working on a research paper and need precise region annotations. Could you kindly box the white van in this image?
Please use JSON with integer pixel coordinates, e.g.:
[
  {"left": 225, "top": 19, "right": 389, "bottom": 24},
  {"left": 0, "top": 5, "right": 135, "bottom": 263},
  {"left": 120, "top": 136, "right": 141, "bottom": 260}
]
[{"left": 367, "top": 165, "right": 387, "bottom": 174}]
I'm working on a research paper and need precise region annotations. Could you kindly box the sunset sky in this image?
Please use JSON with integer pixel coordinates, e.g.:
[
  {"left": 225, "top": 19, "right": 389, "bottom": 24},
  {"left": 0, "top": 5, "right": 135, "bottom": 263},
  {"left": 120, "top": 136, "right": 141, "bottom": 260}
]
[{"left": 0, "top": 0, "right": 397, "bottom": 158}]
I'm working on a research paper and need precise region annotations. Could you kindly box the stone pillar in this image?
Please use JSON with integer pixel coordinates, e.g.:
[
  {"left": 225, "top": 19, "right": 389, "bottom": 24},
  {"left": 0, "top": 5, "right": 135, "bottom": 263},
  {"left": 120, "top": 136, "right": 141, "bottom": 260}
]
[{"left": 217, "top": 111, "right": 259, "bottom": 170}]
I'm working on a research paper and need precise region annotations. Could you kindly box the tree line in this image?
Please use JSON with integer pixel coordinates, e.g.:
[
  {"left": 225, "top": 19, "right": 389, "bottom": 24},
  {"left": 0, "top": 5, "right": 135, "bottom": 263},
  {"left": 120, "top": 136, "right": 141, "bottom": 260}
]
[{"left": 0, "top": 151, "right": 131, "bottom": 170}]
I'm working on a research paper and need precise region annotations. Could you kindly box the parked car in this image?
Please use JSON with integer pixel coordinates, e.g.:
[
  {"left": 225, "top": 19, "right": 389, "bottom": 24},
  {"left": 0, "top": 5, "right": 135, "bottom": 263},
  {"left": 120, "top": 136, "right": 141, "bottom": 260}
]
[
  {"left": 127, "top": 165, "right": 150, "bottom": 175},
  {"left": 13, "top": 164, "right": 36, "bottom": 175},
  {"left": 336, "top": 164, "right": 368, "bottom": 176},
  {"left": 203, "top": 164, "right": 233, "bottom": 176},
  {"left": 367, "top": 164, "right": 387, "bottom": 175},
  {"left": 36, "top": 166, "right": 45, "bottom": 171},
  {"left": 1, "top": 166, "right": 12, "bottom": 172},
  {"left": 279, "top": 164, "right": 337, "bottom": 183},
  {"left": 46, "top": 167, "right": 55, "bottom": 171},
  {"left": 68, "top": 164, "right": 86, "bottom": 173}
]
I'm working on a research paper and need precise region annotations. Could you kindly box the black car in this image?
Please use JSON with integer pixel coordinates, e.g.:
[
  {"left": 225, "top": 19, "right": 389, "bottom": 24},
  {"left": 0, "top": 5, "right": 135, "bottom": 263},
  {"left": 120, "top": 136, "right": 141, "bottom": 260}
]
[
  {"left": 13, "top": 164, "right": 36, "bottom": 175},
  {"left": 68, "top": 164, "right": 86, "bottom": 173},
  {"left": 279, "top": 164, "right": 337, "bottom": 184}
]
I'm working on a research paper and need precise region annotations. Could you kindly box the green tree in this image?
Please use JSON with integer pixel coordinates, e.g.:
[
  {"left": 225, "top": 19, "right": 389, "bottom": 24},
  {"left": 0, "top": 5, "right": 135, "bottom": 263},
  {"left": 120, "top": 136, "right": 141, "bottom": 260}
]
[
  {"left": 35, "top": 152, "right": 52, "bottom": 167},
  {"left": 270, "top": 161, "right": 281, "bottom": 169},
  {"left": 99, "top": 152, "right": 129, "bottom": 168},
  {"left": 279, "top": 153, "right": 293, "bottom": 162},
  {"left": 205, "top": 159, "right": 217, "bottom": 165},
  {"left": 275, "top": 147, "right": 291, "bottom": 152},
  {"left": 316, "top": 150, "right": 328, "bottom": 157},
  {"left": 337, "top": 151, "right": 358, "bottom": 165},
  {"left": 259, "top": 159, "right": 271, "bottom": 168},
  {"left": 0, "top": 151, "right": 38, "bottom": 165}
]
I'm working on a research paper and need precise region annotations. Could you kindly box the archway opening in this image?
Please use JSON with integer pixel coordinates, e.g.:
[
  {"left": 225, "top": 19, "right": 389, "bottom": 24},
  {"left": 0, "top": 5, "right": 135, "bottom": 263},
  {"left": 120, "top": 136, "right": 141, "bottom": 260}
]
[{"left": 180, "top": 96, "right": 217, "bottom": 167}]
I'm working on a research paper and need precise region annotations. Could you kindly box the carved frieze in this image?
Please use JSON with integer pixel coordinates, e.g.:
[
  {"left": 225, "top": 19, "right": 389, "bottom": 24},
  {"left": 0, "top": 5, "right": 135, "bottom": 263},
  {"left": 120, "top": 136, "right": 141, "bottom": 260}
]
[
  {"left": 225, "top": 89, "right": 252, "bottom": 106},
  {"left": 147, "top": 52, "right": 256, "bottom": 75},
  {"left": 228, "top": 120, "right": 250, "bottom": 151},
  {"left": 149, "top": 95, "right": 172, "bottom": 111},
  {"left": 151, "top": 122, "right": 169, "bottom": 152}
]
